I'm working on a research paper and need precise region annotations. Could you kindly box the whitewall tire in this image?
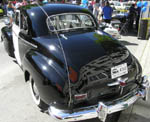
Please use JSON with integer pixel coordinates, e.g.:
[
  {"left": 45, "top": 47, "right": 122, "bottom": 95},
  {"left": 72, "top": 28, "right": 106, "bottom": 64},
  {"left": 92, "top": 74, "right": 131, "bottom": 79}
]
[{"left": 29, "top": 76, "right": 48, "bottom": 110}]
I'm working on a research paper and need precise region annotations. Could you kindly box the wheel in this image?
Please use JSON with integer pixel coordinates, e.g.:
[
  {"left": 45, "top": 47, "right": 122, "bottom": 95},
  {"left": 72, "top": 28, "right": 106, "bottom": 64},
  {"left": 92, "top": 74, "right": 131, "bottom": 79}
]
[
  {"left": 29, "top": 76, "right": 48, "bottom": 110},
  {"left": 1, "top": 35, "right": 3, "bottom": 42},
  {"left": 105, "top": 111, "right": 121, "bottom": 122}
]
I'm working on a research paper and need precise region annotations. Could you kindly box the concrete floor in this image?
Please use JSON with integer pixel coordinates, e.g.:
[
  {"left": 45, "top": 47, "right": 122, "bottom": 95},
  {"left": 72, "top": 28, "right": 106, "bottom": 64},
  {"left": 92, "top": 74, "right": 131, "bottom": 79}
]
[{"left": 118, "top": 33, "right": 150, "bottom": 122}]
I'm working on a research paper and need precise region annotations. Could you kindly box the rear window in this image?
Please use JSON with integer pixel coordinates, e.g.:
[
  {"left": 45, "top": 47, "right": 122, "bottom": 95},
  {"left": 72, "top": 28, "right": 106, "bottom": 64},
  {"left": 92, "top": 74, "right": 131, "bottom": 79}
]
[{"left": 47, "top": 13, "right": 96, "bottom": 32}]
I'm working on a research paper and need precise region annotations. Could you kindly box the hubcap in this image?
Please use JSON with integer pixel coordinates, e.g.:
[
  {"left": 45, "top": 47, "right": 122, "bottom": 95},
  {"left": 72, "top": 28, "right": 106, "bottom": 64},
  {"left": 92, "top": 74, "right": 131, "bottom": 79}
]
[
  {"left": 32, "top": 82, "right": 40, "bottom": 101},
  {"left": 30, "top": 79, "right": 40, "bottom": 105}
]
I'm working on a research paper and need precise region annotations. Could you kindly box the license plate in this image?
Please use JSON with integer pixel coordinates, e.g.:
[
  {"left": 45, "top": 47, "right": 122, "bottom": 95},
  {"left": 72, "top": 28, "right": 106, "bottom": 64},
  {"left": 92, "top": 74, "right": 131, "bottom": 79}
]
[{"left": 111, "top": 63, "right": 128, "bottom": 79}]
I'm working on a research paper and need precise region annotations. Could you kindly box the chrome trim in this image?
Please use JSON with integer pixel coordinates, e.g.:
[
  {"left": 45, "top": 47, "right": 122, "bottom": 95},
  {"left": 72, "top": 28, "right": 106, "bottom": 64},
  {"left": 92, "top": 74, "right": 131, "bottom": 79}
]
[
  {"left": 19, "top": 36, "right": 38, "bottom": 48},
  {"left": 48, "top": 75, "right": 150, "bottom": 122},
  {"left": 107, "top": 81, "right": 120, "bottom": 86},
  {"left": 12, "top": 29, "right": 37, "bottom": 48},
  {"left": 60, "top": 34, "right": 68, "bottom": 40},
  {"left": 141, "top": 76, "right": 149, "bottom": 101}
]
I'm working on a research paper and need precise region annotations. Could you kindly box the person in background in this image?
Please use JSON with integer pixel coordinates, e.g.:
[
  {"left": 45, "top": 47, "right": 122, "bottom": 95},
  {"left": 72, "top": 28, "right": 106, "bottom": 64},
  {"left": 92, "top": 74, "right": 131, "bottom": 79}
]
[
  {"left": 93, "top": 0, "right": 100, "bottom": 19},
  {"left": 88, "top": 1, "right": 93, "bottom": 12},
  {"left": 7, "top": 1, "right": 16, "bottom": 26},
  {"left": 128, "top": 4, "right": 136, "bottom": 30},
  {"left": 102, "top": 1, "right": 113, "bottom": 23},
  {"left": 22, "top": 0, "right": 28, "bottom": 6},
  {"left": 80, "top": 0, "right": 88, "bottom": 9},
  {"left": 12, "top": 0, "right": 16, "bottom": 5},
  {"left": 31, "top": 0, "right": 37, "bottom": 4},
  {"left": 97, "top": 1, "right": 105, "bottom": 24},
  {"left": 91, "top": 0, "right": 95, "bottom": 6},
  {"left": 136, "top": 5, "right": 141, "bottom": 31},
  {"left": 1, "top": 0, "right": 7, "bottom": 16},
  {"left": 15, "top": 0, "right": 21, "bottom": 9}
]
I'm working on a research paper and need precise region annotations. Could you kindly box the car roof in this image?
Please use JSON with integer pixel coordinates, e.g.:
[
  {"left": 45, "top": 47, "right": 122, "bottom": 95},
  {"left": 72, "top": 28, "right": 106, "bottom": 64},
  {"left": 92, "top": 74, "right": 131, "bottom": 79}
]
[
  {"left": 20, "top": 3, "right": 91, "bottom": 16},
  {"left": 19, "top": 3, "right": 97, "bottom": 37}
]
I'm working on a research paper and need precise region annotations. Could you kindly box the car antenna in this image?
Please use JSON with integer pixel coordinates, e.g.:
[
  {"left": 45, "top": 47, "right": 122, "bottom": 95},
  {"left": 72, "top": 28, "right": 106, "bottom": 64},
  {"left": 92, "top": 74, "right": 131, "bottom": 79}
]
[{"left": 35, "top": 2, "right": 72, "bottom": 107}]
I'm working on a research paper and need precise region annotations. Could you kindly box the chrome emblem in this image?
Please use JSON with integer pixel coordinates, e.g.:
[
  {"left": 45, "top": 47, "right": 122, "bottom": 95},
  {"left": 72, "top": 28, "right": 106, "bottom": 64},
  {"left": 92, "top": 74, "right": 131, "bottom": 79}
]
[
  {"left": 107, "top": 77, "right": 128, "bottom": 95},
  {"left": 118, "top": 77, "right": 128, "bottom": 95},
  {"left": 118, "top": 77, "right": 128, "bottom": 87},
  {"left": 107, "top": 77, "right": 128, "bottom": 87}
]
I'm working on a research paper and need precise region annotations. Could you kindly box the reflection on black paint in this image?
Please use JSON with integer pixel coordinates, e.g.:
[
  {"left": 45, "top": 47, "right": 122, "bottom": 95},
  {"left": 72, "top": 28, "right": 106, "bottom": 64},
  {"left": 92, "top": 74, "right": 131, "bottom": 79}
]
[{"left": 94, "top": 33, "right": 116, "bottom": 43}]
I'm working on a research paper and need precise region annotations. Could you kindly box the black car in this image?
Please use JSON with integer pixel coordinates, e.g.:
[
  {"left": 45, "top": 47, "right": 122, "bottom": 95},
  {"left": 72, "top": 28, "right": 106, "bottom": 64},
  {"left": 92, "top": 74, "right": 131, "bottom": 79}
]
[{"left": 1, "top": 3, "right": 149, "bottom": 122}]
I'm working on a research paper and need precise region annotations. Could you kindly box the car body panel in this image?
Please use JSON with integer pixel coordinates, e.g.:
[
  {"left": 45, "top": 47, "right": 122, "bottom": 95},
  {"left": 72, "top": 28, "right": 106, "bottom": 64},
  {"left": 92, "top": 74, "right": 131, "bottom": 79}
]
[
  {"left": 19, "top": 28, "right": 141, "bottom": 107},
  {"left": 1, "top": 26, "right": 14, "bottom": 57},
  {"left": 23, "top": 49, "right": 67, "bottom": 105},
  {"left": 12, "top": 17, "right": 22, "bottom": 65}
]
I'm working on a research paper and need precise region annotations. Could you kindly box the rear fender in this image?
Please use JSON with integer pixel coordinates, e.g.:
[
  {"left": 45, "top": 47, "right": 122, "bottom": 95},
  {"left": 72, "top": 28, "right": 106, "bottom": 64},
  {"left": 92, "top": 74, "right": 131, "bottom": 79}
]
[
  {"left": 23, "top": 50, "right": 67, "bottom": 105},
  {"left": 1, "top": 26, "right": 14, "bottom": 57}
]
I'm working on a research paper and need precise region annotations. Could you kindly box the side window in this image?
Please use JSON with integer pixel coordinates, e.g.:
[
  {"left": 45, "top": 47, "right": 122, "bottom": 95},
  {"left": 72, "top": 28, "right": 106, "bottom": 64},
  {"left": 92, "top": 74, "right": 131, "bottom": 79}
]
[
  {"left": 21, "top": 14, "right": 30, "bottom": 35},
  {"left": 14, "top": 12, "right": 20, "bottom": 26}
]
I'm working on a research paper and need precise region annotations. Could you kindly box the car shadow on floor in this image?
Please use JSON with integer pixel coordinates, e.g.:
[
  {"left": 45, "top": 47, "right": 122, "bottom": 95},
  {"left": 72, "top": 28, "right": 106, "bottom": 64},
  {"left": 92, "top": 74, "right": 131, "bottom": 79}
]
[
  {"left": 72, "top": 112, "right": 150, "bottom": 122},
  {"left": 120, "top": 28, "right": 138, "bottom": 37},
  {"left": 120, "top": 40, "right": 138, "bottom": 46},
  {"left": 74, "top": 111, "right": 121, "bottom": 122},
  {"left": 118, "top": 113, "right": 150, "bottom": 122},
  {"left": 13, "top": 59, "right": 18, "bottom": 64},
  {"left": 121, "top": 32, "right": 138, "bottom": 37}
]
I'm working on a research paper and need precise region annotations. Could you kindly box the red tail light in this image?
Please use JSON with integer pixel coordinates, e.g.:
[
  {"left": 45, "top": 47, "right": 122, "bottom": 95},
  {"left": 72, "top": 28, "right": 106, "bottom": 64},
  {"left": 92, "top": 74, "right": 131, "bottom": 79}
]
[
  {"left": 69, "top": 67, "right": 78, "bottom": 83},
  {"left": 119, "top": 81, "right": 126, "bottom": 87},
  {"left": 56, "top": 83, "right": 62, "bottom": 92},
  {"left": 54, "top": 115, "right": 62, "bottom": 120},
  {"left": 74, "top": 93, "right": 87, "bottom": 101}
]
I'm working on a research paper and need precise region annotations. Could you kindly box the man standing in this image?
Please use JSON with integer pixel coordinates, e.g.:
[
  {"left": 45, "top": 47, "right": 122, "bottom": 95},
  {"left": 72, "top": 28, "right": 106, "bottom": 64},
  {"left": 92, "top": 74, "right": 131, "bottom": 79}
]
[
  {"left": 128, "top": 4, "right": 136, "bottom": 30},
  {"left": 102, "top": 1, "right": 113, "bottom": 23},
  {"left": 15, "top": 0, "right": 21, "bottom": 9},
  {"left": 93, "top": 0, "right": 100, "bottom": 19},
  {"left": 136, "top": 5, "right": 141, "bottom": 31}
]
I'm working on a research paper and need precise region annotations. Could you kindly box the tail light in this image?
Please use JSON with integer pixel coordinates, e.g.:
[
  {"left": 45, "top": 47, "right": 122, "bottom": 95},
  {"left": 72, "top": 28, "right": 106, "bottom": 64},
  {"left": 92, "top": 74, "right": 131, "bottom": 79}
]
[
  {"left": 69, "top": 67, "right": 78, "bottom": 83},
  {"left": 74, "top": 93, "right": 87, "bottom": 101},
  {"left": 56, "top": 83, "right": 62, "bottom": 92}
]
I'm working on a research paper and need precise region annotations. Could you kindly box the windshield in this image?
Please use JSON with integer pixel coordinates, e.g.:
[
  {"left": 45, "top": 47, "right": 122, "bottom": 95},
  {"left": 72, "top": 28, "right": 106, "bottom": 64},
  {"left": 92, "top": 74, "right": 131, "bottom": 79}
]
[{"left": 47, "top": 13, "right": 96, "bottom": 32}]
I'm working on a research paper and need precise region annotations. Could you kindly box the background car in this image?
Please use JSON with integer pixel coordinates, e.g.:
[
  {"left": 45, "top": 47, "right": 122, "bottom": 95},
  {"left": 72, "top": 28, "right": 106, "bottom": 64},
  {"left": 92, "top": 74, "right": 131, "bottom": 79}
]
[{"left": 99, "top": 22, "right": 121, "bottom": 39}]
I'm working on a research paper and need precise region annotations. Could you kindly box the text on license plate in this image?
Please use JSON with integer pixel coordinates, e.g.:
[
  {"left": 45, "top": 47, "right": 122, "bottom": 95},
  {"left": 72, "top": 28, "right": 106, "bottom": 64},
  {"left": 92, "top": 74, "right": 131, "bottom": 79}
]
[{"left": 111, "top": 63, "right": 128, "bottom": 79}]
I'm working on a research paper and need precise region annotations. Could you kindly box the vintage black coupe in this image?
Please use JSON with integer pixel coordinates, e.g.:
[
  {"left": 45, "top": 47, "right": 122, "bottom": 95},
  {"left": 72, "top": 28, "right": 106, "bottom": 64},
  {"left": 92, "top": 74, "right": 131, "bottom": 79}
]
[{"left": 1, "top": 3, "right": 150, "bottom": 122}]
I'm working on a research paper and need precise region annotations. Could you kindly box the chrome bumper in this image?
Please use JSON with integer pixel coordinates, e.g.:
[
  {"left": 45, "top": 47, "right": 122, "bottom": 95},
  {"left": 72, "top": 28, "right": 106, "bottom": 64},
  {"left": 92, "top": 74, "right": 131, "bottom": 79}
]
[{"left": 48, "top": 76, "right": 150, "bottom": 122}]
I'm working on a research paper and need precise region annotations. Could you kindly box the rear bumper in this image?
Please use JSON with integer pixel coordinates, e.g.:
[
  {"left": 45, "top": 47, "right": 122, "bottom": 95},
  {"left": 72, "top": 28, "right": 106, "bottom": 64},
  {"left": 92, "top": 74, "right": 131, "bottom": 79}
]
[{"left": 48, "top": 76, "right": 150, "bottom": 122}]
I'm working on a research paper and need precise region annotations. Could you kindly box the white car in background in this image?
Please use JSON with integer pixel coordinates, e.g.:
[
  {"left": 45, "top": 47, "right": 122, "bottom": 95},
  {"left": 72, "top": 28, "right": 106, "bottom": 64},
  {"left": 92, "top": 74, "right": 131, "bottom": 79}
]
[
  {"left": 110, "top": 1, "right": 130, "bottom": 11},
  {"left": 100, "top": 22, "right": 121, "bottom": 39},
  {"left": 110, "top": 1, "right": 122, "bottom": 10},
  {"left": 72, "top": 0, "right": 76, "bottom": 4},
  {"left": 121, "top": 2, "right": 132, "bottom": 10}
]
